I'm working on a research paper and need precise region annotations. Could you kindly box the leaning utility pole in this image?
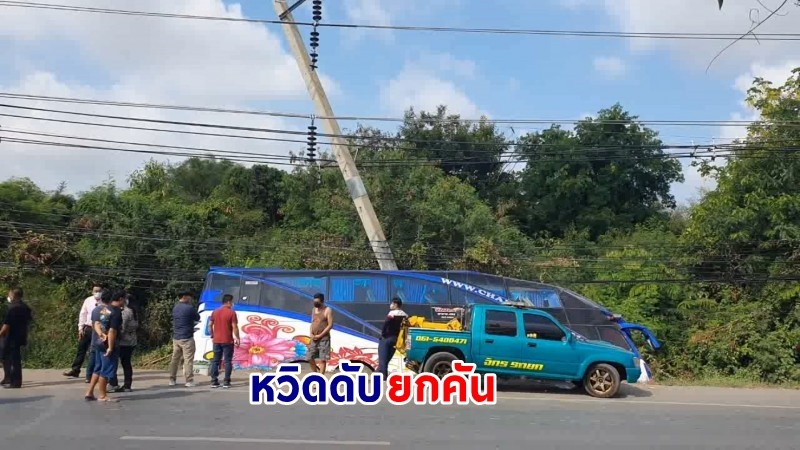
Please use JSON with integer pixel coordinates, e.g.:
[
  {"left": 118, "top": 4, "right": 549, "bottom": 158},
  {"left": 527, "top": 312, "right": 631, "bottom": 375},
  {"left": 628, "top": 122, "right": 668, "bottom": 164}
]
[{"left": 273, "top": 0, "right": 398, "bottom": 270}]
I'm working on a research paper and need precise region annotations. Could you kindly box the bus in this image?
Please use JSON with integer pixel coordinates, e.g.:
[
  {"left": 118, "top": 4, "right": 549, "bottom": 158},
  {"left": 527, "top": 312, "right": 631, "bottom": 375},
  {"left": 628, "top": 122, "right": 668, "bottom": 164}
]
[{"left": 192, "top": 268, "right": 660, "bottom": 380}]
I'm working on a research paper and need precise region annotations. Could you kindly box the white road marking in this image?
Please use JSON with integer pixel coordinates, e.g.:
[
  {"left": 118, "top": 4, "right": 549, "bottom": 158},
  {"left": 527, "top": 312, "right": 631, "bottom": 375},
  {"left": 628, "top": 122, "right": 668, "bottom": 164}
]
[
  {"left": 120, "top": 436, "right": 390, "bottom": 446},
  {"left": 138, "top": 387, "right": 800, "bottom": 411},
  {"left": 496, "top": 396, "right": 800, "bottom": 410}
]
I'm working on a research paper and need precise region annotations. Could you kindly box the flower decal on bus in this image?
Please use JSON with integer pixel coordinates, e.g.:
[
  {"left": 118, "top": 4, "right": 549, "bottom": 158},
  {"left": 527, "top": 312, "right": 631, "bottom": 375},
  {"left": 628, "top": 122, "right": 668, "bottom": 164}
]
[
  {"left": 231, "top": 316, "right": 306, "bottom": 370},
  {"left": 328, "top": 346, "right": 378, "bottom": 368},
  {"left": 202, "top": 313, "right": 377, "bottom": 372}
]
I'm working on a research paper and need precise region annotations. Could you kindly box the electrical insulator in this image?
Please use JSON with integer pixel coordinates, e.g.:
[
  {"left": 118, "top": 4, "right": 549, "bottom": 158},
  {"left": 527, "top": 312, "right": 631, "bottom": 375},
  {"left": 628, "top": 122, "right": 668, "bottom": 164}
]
[
  {"left": 309, "top": 0, "right": 322, "bottom": 70},
  {"left": 306, "top": 123, "right": 318, "bottom": 164},
  {"left": 310, "top": 29, "right": 319, "bottom": 70},
  {"left": 312, "top": 0, "right": 322, "bottom": 21}
]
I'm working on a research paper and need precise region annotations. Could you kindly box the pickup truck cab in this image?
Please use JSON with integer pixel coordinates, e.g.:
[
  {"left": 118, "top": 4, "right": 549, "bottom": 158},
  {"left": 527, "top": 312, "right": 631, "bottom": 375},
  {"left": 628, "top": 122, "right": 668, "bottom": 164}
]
[{"left": 403, "top": 303, "right": 642, "bottom": 398}]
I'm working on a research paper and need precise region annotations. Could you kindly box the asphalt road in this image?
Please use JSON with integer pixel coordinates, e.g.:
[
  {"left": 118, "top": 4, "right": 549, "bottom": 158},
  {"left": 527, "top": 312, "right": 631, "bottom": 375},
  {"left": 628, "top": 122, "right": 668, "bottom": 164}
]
[{"left": 1, "top": 370, "right": 798, "bottom": 449}]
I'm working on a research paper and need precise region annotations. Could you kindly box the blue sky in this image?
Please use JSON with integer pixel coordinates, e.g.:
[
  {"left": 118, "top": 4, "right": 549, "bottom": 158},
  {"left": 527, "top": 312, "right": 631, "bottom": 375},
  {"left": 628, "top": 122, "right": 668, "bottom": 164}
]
[{"left": 1, "top": 0, "right": 799, "bottom": 205}]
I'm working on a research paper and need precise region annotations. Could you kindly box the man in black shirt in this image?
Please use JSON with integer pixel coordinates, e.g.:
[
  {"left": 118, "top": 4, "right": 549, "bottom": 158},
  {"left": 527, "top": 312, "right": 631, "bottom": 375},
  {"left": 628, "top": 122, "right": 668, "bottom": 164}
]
[
  {"left": 377, "top": 298, "right": 408, "bottom": 377},
  {"left": 1, "top": 287, "right": 33, "bottom": 389}
]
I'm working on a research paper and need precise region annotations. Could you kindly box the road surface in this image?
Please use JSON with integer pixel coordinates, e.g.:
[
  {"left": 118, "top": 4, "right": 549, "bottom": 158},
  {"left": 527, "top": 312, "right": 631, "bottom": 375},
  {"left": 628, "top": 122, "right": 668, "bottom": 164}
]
[{"left": 1, "top": 370, "right": 798, "bottom": 449}]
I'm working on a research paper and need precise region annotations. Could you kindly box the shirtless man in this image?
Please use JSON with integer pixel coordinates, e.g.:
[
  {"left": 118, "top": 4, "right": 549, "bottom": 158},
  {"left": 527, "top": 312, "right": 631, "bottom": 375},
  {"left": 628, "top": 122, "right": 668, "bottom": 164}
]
[{"left": 307, "top": 293, "right": 333, "bottom": 374}]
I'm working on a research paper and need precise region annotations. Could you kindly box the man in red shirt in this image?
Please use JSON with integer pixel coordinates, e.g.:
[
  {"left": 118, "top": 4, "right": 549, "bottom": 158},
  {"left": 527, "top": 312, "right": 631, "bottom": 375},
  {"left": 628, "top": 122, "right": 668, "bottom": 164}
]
[{"left": 209, "top": 294, "right": 240, "bottom": 389}]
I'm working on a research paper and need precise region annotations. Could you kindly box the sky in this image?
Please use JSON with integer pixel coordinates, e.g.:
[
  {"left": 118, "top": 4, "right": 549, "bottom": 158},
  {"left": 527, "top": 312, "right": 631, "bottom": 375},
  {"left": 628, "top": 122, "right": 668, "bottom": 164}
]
[{"left": 1, "top": 0, "right": 799, "bottom": 206}]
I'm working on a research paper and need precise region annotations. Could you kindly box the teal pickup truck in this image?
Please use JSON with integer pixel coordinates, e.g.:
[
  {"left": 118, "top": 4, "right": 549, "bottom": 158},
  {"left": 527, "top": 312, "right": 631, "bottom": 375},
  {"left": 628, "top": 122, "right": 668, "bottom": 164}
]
[{"left": 403, "top": 303, "right": 642, "bottom": 398}]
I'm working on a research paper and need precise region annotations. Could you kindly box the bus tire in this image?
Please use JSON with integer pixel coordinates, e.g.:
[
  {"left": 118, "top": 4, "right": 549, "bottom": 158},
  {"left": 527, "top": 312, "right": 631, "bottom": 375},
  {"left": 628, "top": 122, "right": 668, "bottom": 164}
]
[
  {"left": 423, "top": 352, "right": 457, "bottom": 378},
  {"left": 583, "top": 363, "right": 621, "bottom": 398}
]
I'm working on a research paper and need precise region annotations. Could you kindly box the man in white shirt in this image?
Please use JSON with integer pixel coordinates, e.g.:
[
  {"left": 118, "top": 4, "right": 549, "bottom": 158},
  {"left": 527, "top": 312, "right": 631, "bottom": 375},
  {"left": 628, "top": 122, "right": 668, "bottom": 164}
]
[{"left": 63, "top": 284, "right": 103, "bottom": 381}]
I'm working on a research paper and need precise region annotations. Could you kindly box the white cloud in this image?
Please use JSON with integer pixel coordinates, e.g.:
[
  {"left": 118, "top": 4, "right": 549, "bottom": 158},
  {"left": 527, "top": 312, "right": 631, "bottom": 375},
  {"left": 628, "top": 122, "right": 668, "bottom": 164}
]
[
  {"left": 0, "top": 0, "right": 339, "bottom": 193},
  {"left": 415, "top": 52, "right": 477, "bottom": 80},
  {"left": 722, "top": 60, "right": 799, "bottom": 141},
  {"left": 380, "top": 54, "right": 484, "bottom": 118},
  {"left": 593, "top": 56, "right": 628, "bottom": 79},
  {"left": 0, "top": 72, "right": 301, "bottom": 194},
  {"left": 340, "top": 0, "right": 463, "bottom": 43},
  {"left": 672, "top": 61, "right": 798, "bottom": 203},
  {"left": 559, "top": 1, "right": 800, "bottom": 204},
  {"left": 568, "top": 0, "right": 800, "bottom": 73},
  {"left": 343, "top": 0, "right": 394, "bottom": 43}
]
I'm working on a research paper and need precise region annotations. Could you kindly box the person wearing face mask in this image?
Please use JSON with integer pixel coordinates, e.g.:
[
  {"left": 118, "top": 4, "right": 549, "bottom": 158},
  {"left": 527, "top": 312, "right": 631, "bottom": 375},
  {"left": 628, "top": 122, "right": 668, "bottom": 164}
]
[
  {"left": 378, "top": 298, "right": 408, "bottom": 377},
  {"left": 64, "top": 283, "right": 104, "bottom": 381},
  {"left": 307, "top": 293, "right": 333, "bottom": 374}
]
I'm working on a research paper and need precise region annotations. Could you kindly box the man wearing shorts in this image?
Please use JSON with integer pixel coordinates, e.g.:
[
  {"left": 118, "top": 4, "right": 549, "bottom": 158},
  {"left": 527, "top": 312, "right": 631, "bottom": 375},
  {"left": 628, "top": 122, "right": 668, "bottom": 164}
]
[
  {"left": 307, "top": 293, "right": 333, "bottom": 373},
  {"left": 84, "top": 290, "right": 124, "bottom": 402}
]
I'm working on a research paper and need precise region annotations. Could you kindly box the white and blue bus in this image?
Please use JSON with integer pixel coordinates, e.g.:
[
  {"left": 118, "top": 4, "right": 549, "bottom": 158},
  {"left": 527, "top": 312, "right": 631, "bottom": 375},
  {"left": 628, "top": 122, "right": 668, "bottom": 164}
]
[{"left": 192, "top": 268, "right": 660, "bottom": 380}]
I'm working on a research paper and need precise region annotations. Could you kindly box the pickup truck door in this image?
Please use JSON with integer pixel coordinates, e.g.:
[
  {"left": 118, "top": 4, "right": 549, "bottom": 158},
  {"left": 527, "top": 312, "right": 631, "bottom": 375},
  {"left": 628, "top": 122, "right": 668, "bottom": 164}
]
[
  {"left": 474, "top": 308, "right": 523, "bottom": 375},
  {"left": 520, "top": 313, "right": 580, "bottom": 379}
]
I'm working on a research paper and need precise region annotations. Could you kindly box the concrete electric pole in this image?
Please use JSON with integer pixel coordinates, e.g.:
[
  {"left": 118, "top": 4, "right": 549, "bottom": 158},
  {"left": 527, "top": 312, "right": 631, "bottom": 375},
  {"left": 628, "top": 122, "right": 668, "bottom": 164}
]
[{"left": 273, "top": 0, "right": 398, "bottom": 270}]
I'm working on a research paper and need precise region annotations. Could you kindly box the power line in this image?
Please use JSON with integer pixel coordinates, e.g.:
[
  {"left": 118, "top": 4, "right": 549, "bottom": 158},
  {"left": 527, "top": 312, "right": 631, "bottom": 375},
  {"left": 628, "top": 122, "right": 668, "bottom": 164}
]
[
  {"left": 3, "top": 92, "right": 800, "bottom": 128},
  {"left": 2, "top": 130, "right": 794, "bottom": 170},
  {"left": 0, "top": 137, "right": 309, "bottom": 167},
  {"left": 6, "top": 204, "right": 795, "bottom": 254},
  {"left": 1, "top": 123, "right": 796, "bottom": 172},
  {"left": 3, "top": 1, "right": 800, "bottom": 41},
  {"left": 5, "top": 103, "right": 800, "bottom": 157},
  {"left": 0, "top": 128, "right": 328, "bottom": 163}
]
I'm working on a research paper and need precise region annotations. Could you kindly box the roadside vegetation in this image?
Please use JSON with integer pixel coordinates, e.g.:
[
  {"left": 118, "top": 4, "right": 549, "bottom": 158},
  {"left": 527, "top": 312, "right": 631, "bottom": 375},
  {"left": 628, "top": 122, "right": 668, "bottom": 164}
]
[{"left": 2, "top": 70, "right": 798, "bottom": 387}]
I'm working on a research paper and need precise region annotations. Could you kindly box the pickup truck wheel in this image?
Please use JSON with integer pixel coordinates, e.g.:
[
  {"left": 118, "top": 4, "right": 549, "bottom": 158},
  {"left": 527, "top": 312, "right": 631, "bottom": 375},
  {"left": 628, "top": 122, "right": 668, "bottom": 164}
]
[
  {"left": 423, "top": 352, "right": 457, "bottom": 378},
  {"left": 583, "top": 363, "right": 620, "bottom": 398}
]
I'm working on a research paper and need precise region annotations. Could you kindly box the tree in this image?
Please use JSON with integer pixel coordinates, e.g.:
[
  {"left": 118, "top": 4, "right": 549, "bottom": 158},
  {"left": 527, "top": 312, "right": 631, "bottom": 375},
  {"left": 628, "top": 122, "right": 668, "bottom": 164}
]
[
  {"left": 681, "top": 68, "right": 800, "bottom": 383},
  {"left": 514, "top": 104, "right": 684, "bottom": 240},
  {"left": 396, "top": 106, "right": 513, "bottom": 203}
]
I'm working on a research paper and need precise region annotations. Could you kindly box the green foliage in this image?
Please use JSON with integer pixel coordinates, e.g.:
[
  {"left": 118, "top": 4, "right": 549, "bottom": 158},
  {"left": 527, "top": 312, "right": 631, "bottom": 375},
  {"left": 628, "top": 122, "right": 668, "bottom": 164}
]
[
  {"left": 514, "top": 104, "right": 684, "bottom": 240},
  {"left": 1, "top": 79, "right": 798, "bottom": 384}
]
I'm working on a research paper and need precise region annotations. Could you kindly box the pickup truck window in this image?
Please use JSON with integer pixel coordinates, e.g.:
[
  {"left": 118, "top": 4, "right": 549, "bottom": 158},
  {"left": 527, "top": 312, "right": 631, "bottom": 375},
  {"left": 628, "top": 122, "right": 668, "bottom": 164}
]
[
  {"left": 523, "top": 313, "right": 566, "bottom": 341},
  {"left": 485, "top": 310, "right": 517, "bottom": 337}
]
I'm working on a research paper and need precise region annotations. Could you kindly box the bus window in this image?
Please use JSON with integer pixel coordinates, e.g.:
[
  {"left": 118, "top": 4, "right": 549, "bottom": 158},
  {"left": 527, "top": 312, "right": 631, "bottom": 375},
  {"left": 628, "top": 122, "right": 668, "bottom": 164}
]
[
  {"left": 597, "top": 326, "right": 633, "bottom": 351},
  {"left": 330, "top": 275, "right": 388, "bottom": 303},
  {"left": 447, "top": 272, "right": 506, "bottom": 297},
  {"left": 271, "top": 276, "right": 327, "bottom": 296},
  {"left": 391, "top": 276, "right": 449, "bottom": 304},
  {"left": 204, "top": 272, "right": 241, "bottom": 304},
  {"left": 239, "top": 279, "right": 261, "bottom": 305},
  {"left": 449, "top": 288, "right": 495, "bottom": 306},
  {"left": 569, "top": 325, "right": 600, "bottom": 340},
  {"left": 259, "top": 283, "right": 380, "bottom": 339},
  {"left": 507, "top": 284, "right": 563, "bottom": 308}
]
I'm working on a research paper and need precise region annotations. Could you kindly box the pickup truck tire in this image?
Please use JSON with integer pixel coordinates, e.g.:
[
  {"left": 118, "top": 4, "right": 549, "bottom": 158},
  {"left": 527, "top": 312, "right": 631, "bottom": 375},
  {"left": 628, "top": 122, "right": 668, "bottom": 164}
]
[
  {"left": 423, "top": 352, "right": 457, "bottom": 378},
  {"left": 583, "top": 363, "right": 621, "bottom": 398}
]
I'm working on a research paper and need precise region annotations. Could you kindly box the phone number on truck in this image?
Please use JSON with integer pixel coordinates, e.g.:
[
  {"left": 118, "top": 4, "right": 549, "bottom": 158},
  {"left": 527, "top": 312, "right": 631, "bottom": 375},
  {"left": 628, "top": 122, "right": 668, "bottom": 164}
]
[{"left": 414, "top": 336, "right": 468, "bottom": 345}]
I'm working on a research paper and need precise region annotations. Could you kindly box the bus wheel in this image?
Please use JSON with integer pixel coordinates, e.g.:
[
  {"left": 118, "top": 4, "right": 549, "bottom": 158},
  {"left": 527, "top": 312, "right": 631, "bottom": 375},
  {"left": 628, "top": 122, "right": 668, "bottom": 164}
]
[
  {"left": 583, "top": 363, "right": 620, "bottom": 398},
  {"left": 423, "top": 352, "right": 456, "bottom": 378}
]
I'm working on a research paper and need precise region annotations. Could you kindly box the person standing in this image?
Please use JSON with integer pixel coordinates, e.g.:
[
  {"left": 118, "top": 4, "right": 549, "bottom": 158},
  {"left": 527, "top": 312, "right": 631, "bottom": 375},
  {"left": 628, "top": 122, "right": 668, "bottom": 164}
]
[
  {"left": 110, "top": 293, "right": 139, "bottom": 392},
  {"left": 63, "top": 283, "right": 103, "bottom": 381},
  {"left": 378, "top": 297, "right": 407, "bottom": 377},
  {"left": 168, "top": 291, "right": 200, "bottom": 387},
  {"left": 84, "top": 290, "right": 123, "bottom": 402},
  {"left": 209, "top": 294, "right": 240, "bottom": 389},
  {"left": 307, "top": 293, "right": 333, "bottom": 374},
  {"left": 0, "top": 288, "right": 33, "bottom": 389}
]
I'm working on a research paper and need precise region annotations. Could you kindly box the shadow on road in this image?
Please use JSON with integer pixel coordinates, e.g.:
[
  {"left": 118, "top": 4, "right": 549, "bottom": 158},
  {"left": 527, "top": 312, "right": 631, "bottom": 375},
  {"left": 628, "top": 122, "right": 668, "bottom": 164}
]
[
  {"left": 497, "top": 380, "right": 654, "bottom": 398},
  {"left": 23, "top": 373, "right": 167, "bottom": 389},
  {"left": 116, "top": 390, "right": 196, "bottom": 402},
  {"left": 0, "top": 395, "right": 53, "bottom": 405}
]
